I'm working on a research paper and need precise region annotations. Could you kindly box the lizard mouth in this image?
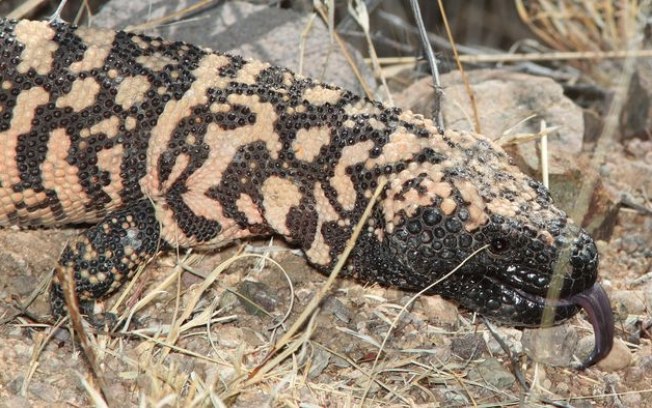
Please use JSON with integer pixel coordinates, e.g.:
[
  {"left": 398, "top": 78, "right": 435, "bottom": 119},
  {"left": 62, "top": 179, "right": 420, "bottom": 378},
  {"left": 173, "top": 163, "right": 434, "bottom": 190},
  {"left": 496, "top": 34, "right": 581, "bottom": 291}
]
[{"left": 516, "top": 283, "right": 614, "bottom": 368}]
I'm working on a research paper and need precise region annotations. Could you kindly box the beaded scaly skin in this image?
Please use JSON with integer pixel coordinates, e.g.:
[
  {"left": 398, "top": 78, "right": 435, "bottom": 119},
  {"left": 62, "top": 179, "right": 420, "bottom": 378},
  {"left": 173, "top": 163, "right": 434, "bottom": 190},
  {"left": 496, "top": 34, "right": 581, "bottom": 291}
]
[{"left": 0, "top": 19, "right": 613, "bottom": 367}]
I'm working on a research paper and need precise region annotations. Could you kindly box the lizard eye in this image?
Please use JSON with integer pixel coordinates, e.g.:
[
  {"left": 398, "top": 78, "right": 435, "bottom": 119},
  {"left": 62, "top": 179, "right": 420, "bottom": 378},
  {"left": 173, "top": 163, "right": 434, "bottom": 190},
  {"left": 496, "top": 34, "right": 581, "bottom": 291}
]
[{"left": 489, "top": 237, "right": 510, "bottom": 253}]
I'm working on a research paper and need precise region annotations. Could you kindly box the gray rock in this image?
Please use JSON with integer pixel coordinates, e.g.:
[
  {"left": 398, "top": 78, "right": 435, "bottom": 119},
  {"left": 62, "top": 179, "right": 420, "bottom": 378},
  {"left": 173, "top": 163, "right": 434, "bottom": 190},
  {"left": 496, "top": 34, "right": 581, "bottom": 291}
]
[
  {"left": 522, "top": 325, "right": 578, "bottom": 366},
  {"left": 415, "top": 295, "right": 459, "bottom": 327},
  {"left": 597, "top": 339, "right": 633, "bottom": 371},
  {"left": 610, "top": 290, "right": 647, "bottom": 315},
  {"left": 93, "top": 0, "right": 374, "bottom": 93},
  {"left": 443, "top": 70, "right": 583, "bottom": 153},
  {"left": 323, "top": 295, "right": 353, "bottom": 323},
  {"left": 467, "top": 358, "right": 515, "bottom": 389},
  {"left": 442, "top": 389, "right": 469, "bottom": 406},
  {"left": 450, "top": 333, "right": 486, "bottom": 360},
  {"left": 482, "top": 327, "right": 522, "bottom": 356},
  {"left": 306, "top": 347, "right": 331, "bottom": 379},
  {"left": 237, "top": 280, "right": 279, "bottom": 316},
  {"left": 394, "top": 69, "right": 584, "bottom": 156},
  {"left": 575, "top": 336, "right": 632, "bottom": 371}
]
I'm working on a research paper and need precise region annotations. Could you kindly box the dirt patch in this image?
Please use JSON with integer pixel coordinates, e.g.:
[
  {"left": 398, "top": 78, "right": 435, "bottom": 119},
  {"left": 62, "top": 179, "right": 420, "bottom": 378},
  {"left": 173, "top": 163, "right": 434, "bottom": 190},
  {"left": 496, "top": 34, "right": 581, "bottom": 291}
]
[{"left": 0, "top": 1, "right": 651, "bottom": 407}]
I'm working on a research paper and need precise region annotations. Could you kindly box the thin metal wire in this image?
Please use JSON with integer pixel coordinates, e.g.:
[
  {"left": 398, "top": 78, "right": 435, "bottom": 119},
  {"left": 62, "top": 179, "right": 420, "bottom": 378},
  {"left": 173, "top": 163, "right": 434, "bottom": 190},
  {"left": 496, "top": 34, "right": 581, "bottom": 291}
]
[
  {"left": 408, "top": 0, "right": 444, "bottom": 132},
  {"left": 50, "top": 0, "right": 68, "bottom": 22}
]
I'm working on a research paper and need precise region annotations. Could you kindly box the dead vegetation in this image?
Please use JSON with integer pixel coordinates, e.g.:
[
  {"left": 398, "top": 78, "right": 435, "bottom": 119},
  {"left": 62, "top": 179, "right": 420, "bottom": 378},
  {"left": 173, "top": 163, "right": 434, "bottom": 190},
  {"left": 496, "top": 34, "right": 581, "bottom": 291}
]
[{"left": 0, "top": 0, "right": 651, "bottom": 407}]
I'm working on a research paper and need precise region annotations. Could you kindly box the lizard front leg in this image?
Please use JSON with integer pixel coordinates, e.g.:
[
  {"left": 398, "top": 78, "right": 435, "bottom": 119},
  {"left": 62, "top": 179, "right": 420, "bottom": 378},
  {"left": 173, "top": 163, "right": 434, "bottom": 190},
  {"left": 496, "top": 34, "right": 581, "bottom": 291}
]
[{"left": 50, "top": 199, "right": 162, "bottom": 320}]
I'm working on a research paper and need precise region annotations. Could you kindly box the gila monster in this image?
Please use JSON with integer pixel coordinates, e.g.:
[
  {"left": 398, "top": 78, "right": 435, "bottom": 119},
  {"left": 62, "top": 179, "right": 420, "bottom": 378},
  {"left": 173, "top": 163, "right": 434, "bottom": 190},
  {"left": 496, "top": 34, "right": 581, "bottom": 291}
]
[{"left": 0, "top": 18, "right": 613, "bottom": 367}]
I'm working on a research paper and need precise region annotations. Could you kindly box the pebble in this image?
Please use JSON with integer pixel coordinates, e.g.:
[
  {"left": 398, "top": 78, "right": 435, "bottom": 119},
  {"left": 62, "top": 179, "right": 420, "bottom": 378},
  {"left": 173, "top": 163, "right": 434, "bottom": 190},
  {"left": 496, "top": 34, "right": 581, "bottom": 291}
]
[
  {"left": 467, "top": 358, "right": 515, "bottom": 389},
  {"left": 237, "top": 280, "right": 279, "bottom": 315},
  {"left": 442, "top": 389, "right": 469, "bottom": 406},
  {"left": 323, "top": 295, "right": 353, "bottom": 323},
  {"left": 307, "top": 347, "right": 331, "bottom": 378},
  {"left": 416, "top": 295, "right": 459, "bottom": 327},
  {"left": 610, "top": 290, "right": 647, "bottom": 315},
  {"left": 618, "top": 233, "right": 648, "bottom": 253},
  {"left": 575, "top": 336, "right": 632, "bottom": 371},
  {"left": 636, "top": 354, "right": 652, "bottom": 371},
  {"left": 216, "top": 326, "right": 244, "bottom": 348},
  {"left": 569, "top": 399, "right": 597, "bottom": 408},
  {"left": 555, "top": 382, "right": 570, "bottom": 396},
  {"left": 241, "top": 327, "right": 266, "bottom": 347},
  {"left": 621, "top": 392, "right": 643, "bottom": 407},
  {"left": 450, "top": 333, "right": 486, "bottom": 360},
  {"left": 522, "top": 325, "right": 577, "bottom": 366},
  {"left": 598, "top": 340, "right": 633, "bottom": 371},
  {"left": 218, "top": 289, "right": 239, "bottom": 311},
  {"left": 482, "top": 327, "right": 522, "bottom": 355}
]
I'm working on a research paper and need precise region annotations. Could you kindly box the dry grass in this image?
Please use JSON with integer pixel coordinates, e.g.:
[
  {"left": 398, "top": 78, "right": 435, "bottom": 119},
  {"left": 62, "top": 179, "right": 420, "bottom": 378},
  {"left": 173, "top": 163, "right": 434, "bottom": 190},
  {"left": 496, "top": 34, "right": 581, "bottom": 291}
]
[
  {"left": 3, "top": 0, "right": 652, "bottom": 407},
  {"left": 516, "top": 0, "right": 652, "bottom": 83},
  {"left": 516, "top": 0, "right": 647, "bottom": 52}
]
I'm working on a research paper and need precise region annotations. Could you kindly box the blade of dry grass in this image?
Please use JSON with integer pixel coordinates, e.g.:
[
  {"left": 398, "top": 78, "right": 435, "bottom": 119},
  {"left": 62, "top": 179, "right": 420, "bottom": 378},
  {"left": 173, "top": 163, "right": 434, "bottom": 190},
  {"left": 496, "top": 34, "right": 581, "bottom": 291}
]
[
  {"left": 347, "top": 0, "right": 394, "bottom": 105},
  {"left": 124, "top": 0, "right": 218, "bottom": 31},
  {"left": 539, "top": 120, "right": 549, "bottom": 189},
  {"left": 313, "top": 1, "right": 376, "bottom": 100}
]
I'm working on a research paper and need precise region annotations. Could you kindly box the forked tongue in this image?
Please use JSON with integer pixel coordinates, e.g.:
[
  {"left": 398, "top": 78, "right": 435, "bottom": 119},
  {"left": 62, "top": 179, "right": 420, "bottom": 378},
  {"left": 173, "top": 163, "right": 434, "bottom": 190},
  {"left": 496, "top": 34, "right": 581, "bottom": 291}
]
[{"left": 567, "top": 283, "right": 614, "bottom": 369}]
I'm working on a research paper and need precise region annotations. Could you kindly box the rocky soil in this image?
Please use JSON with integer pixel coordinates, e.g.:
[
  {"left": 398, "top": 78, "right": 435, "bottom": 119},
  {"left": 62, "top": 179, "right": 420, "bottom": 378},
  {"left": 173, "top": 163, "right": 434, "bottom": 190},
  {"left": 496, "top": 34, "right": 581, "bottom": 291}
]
[{"left": 0, "top": 1, "right": 650, "bottom": 407}]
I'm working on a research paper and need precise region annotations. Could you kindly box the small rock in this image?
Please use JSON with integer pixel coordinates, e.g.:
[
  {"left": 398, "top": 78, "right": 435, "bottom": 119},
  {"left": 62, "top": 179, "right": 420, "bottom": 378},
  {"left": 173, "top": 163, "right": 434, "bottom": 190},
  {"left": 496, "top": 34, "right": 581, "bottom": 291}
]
[
  {"left": 237, "top": 280, "right": 279, "bottom": 316},
  {"left": 622, "top": 316, "right": 652, "bottom": 344},
  {"left": 554, "top": 382, "right": 570, "bottom": 397},
  {"left": 216, "top": 326, "right": 244, "bottom": 348},
  {"left": 442, "top": 389, "right": 469, "bottom": 406},
  {"left": 482, "top": 327, "right": 522, "bottom": 356},
  {"left": 450, "top": 333, "right": 486, "bottom": 360},
  {"left": 620, "top": 70, "right": 651, "bottom": 141},
  {"left": 210, "top": 364, "right": 237, "bottom": 384},
  {"left": 416, "top": 295, "right": 458, "bottom": 327},
  {"left": 218, "top": 289, "right": 240, "bottom": 311},
  {"left": 621, "top": 392, "right": 643, "bottom": 407},
  {"left": 93, "top": 0, "right": 374, "bottom": 93},
  {"left": 28, "top": 380, "right": 60, "bottom": 402},
  {"left": 624, "top": 139, "right": 652, "bottom": 161},
  {"left": 51, "top": 326, "right": 72, "bottom": 343},
  {"left": 522, "top": 325, "right": 578, "bottom": 366},
  {"left": 636, "top": 354, "right": 652, "bottom": 372},
  {"left": 467, "top": 358, "right": 516, "bottom": 389},
  {"left": 575, "top": 337, "right": 632, "bottom": 371},
  {"left": 619, "top": 233, "right": 649, "bottom": 254},
  {"left": 599, "top": 341, "right": 633, "bottom": 371},
  {"left": 331, "top": 354, "right": 350, "bottom": 369},
  {"left": 306, "top": 347, "right": 331, "bottom": 379},
  {"left": 569, "top": 400, "right": 598, "bottom": 408},
  {"left": 624, "top": 365, "right": 646, "bottom": 382},
  {"left": 6, "top": 376, "right": 24, "bottom": 395},
  {"left": 241, "top": 327, "right": 266, "bottom": 347},
  {"left": 610, "top": 290, "right": 647, "bottom": 315},
  {"left": 323, "top": 296, "right": 353, "bottom": 323}
]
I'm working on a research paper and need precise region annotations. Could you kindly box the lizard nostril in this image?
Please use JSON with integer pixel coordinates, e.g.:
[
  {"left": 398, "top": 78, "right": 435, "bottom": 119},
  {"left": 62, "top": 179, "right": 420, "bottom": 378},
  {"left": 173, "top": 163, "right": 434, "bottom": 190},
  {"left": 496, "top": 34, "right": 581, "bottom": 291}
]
[{"left": 571, "top": 231, "right": 597, "bottom": 266}]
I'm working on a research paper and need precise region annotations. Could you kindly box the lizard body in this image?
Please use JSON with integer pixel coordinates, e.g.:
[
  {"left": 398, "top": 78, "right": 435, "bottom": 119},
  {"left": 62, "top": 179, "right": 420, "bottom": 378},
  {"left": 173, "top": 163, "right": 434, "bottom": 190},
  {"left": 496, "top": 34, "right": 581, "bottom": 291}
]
[{"left": 0, "top": 19, "right": 613, "bottom": 367}]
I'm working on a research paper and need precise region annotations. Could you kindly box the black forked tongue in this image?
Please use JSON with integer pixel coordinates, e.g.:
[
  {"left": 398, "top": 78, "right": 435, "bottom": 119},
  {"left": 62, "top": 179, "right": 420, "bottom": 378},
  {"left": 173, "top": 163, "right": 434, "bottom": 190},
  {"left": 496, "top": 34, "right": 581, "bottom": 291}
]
[{"left": 568, "top": 283, "right": 614, "bottom": 369}]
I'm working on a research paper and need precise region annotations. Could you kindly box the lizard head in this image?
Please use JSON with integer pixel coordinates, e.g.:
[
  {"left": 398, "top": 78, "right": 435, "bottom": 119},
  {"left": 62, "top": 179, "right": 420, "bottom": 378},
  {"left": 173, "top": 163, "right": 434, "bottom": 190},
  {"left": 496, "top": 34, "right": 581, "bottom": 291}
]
[{"left": 356, "top": 130, "right": 613, "bottom": 367}]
